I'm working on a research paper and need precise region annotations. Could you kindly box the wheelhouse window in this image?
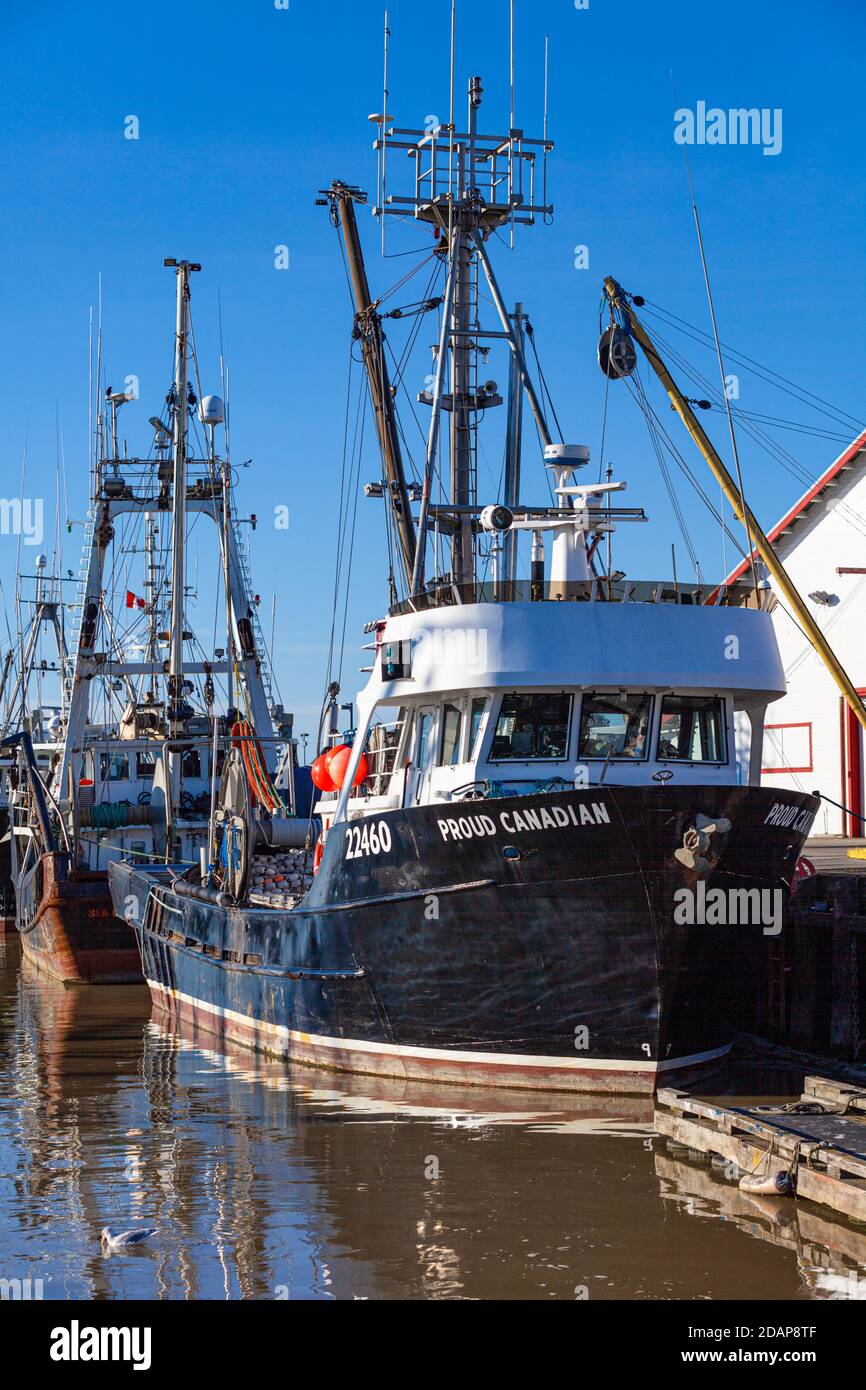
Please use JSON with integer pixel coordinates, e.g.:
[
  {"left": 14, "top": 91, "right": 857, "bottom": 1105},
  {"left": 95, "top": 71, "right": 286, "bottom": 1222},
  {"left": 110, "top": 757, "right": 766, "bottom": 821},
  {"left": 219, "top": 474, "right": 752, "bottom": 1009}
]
[
  {"left": 413, "top": 709, "right": 435, "bottom": 769},
  {"left": 578, "top": 693, "right": 652, "bottom": 760},
  {"left": 438, "top": 704, "right": 463, "bottom": 766},
  {"left": 658, "top": 695, "right": 726, "bottom": 762},
  {"left": 136, "top": 751, "right": 156, "bottom": 780},
  {"left": 490, "top": 693, "right": 571, "bottom": 761},
  {"left": 381, "top": 639, "right": 411, "bottom": 681},
  {"left": 182, "top": 749, "right": 201, "bottom": 779},
  {"left": 100, "top": 752, "right": 130, "bottom": 782},
  {"left": 469, "top": 698, "right": 487, "bottom": 758}
]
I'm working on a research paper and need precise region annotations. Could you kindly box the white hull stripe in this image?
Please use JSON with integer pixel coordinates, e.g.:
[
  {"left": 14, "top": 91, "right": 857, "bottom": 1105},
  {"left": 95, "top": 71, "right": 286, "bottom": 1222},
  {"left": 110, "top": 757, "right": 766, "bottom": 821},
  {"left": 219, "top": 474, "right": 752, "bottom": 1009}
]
[{"left": 146, "top": 979, "right": 730, "bottom": 1076}]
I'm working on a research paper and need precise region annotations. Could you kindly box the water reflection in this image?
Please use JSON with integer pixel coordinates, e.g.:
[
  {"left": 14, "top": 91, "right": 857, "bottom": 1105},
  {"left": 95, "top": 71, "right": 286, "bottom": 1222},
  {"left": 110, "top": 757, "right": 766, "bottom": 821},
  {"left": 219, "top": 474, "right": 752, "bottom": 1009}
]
[
  {"left": 656, "top": 1145, "right": 866, "bottom": 1298},
  {"left": 1, "top": 936, "right": 864, "bottom": 1300}
]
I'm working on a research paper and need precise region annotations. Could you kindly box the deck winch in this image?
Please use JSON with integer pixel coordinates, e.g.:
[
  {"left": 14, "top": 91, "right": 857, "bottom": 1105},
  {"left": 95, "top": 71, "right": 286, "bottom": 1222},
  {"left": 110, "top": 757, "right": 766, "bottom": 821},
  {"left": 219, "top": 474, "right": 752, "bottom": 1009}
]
[{"left": 210, "top": 737, "right": 319, "bottom": 906}]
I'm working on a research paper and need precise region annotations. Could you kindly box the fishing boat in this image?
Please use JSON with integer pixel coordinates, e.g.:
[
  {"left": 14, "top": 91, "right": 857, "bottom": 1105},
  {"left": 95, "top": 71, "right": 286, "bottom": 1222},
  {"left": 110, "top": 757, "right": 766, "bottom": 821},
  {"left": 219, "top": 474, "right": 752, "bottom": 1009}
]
[
  {"left": 0, "top": 554, "right": 73, "bottom": 933},
  {"left": 6, "top": 259, "right": 296, "bottom": 983},
  {"left": 109, "top": 47, "right": 865, "bottom": 1094}
]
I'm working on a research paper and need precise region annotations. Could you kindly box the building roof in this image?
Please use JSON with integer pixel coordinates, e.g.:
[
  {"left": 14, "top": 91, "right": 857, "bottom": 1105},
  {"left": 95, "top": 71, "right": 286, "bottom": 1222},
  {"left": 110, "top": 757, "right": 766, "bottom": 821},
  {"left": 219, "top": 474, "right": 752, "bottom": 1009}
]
[{"left": 724, "top": 426, "right": 866, "bottom": 587}]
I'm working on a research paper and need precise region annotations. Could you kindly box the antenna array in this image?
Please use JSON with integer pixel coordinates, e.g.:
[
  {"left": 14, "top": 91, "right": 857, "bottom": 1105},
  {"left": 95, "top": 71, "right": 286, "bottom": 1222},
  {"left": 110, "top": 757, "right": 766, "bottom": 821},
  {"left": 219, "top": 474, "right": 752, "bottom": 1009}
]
[{"left": 371, "top": 92, "right": 553, "bottom": 232}]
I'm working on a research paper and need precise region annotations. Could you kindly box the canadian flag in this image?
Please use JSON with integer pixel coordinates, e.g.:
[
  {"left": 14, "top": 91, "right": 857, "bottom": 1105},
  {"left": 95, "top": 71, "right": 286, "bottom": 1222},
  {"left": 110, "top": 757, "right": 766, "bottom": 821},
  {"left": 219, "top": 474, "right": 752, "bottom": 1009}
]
[{"left": 126, "top": 590, "right": 148, "bottom": 610}]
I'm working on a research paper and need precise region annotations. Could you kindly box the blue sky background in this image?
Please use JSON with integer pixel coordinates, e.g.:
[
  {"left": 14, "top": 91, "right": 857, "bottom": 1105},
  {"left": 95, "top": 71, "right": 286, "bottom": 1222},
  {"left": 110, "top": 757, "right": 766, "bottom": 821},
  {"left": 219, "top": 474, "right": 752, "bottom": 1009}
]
[{"left": 0, "top": 0, "right": 863, "bottom": 743}]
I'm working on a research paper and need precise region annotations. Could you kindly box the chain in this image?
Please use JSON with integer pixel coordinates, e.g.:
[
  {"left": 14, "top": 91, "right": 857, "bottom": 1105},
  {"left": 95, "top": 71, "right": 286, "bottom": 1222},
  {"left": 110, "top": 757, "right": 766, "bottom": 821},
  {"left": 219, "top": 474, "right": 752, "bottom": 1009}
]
[{"left": 852, "top": 936, "right": 861, "bottom": 1060}]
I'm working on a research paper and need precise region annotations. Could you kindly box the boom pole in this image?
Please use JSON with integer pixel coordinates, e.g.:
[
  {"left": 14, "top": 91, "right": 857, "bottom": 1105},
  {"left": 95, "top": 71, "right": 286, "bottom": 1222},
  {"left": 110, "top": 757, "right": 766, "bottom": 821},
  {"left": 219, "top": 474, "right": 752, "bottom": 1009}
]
[
  {"left": 327, "top": 183, "right": 416, "bottom": 596},
  {"left": 603, "top": 275, "right": 866, "bottom": 735}
]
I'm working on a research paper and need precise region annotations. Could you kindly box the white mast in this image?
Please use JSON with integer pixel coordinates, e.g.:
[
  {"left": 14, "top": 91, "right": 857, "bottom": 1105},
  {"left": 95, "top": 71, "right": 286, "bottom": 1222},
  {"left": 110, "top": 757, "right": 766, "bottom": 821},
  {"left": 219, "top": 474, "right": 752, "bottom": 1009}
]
[{"left": 165, "top": 258, "right": 199, "bottom": 805}]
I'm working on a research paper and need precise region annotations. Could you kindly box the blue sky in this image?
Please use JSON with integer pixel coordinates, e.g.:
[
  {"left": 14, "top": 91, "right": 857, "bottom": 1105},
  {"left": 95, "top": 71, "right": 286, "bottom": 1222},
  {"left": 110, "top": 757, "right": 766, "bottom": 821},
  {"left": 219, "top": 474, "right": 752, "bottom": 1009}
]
[{"left": 0, "top": 0, "right": 863, "bottom": 742}]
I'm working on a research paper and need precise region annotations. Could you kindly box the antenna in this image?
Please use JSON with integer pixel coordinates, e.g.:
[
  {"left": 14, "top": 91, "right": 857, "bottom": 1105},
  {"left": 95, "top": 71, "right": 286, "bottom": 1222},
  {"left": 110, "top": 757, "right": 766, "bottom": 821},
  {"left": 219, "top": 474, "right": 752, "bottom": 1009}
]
[
  {"left": 371, "top": 47, "right": 554, "bottom": 592},
  {"left": 373, "top": 78, "right": 552, "bottom": 229},
  {"left": 380, "top": 11, "right": 390, "bottom": 254},
  {"left": 509, "top": 0, "right": 515, "bottom": 133},
  {"left": 671, "top": 73, "right": 759, "bottom": 601},
  {"left": 449, "top": 0, "right": 456, "bottom": 131},
  {"left": 95, "top": 272, "right": 104, "bottom": 500},
  {"left": 509, "top": 0, "right": 515, "bottom": 247},
  {"left": 448, "top": 0, "right": 456, "bottom": 223},
  {"left": 87, "top": 305, "right": 93, "bottom": 501},
  {"left": 543, "top": 35, "right": 551, "bottom": 218}
]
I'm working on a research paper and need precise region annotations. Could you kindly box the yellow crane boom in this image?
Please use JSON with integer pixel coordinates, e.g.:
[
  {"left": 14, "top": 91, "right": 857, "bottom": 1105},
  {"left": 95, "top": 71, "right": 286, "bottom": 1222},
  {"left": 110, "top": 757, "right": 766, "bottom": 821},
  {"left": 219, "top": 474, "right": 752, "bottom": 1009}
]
[{"left": 602, "top": 275, "right": 866, "bottom": 735}]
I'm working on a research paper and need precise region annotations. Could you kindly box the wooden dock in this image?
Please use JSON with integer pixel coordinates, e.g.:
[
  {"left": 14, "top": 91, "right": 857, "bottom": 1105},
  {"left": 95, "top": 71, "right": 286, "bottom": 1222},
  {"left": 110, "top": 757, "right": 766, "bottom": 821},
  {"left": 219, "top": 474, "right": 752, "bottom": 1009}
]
[
  {"left": 805, "top": 837, "right": 866, "bottom": 874},
  {"left": 656, "top": 1076, "right": 866, "bottom": 1225}
]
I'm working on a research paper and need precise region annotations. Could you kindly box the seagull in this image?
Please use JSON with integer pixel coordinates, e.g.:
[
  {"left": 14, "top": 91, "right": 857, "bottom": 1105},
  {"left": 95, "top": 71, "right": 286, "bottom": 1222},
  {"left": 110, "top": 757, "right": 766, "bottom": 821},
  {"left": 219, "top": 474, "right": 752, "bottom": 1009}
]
[{"left": 100, "top": 1226, "right": 157, "bottom": 1251}]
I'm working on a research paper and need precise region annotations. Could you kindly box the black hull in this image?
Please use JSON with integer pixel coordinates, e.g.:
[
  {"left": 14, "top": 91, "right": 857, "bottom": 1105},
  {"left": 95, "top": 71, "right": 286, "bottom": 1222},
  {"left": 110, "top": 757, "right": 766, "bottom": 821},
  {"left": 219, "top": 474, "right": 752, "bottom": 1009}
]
[{"left": 109, "top": 784, "right": 817, "bottom": 1094}]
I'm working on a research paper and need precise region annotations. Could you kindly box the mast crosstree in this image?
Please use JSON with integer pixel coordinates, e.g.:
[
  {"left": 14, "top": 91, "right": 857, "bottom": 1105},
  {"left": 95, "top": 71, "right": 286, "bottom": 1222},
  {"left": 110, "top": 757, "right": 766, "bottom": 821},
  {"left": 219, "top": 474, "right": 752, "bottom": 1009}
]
[
  {"left": 367, "top": 74, "right": 555, "bottom": 597},
  {"left": 54, "top": 260, "right": 287, "bottom": 849}
]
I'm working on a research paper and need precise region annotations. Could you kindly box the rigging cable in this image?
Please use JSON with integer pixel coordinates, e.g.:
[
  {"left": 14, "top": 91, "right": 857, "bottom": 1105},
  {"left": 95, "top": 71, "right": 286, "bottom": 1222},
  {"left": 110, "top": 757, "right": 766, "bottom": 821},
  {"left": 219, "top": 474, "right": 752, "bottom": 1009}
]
[
  {"left": 673, "top": 116, "right": 759, "bottom": 598},
  {"left": 640, "top": 299, "right": 865, "bottom": 435},
  {"left": 645, "top": 322, "right": 866, "bottom": 545},
  {"left": 325, "top": 338, "right": 357, "bottom": 686},
  {"left": 628, "top": 366, "right": 703, "bottom": 582},
  {"left": 525, "top": 320, "right": 564, "bottom": 441}
]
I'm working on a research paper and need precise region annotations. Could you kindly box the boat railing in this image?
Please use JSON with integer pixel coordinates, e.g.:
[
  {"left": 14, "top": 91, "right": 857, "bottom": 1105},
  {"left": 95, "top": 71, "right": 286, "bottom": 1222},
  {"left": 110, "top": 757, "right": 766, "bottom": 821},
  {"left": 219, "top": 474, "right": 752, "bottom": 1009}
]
[
  {"left": 389, "top": 577, "right": 757, "bottom": 616},
  {"left": 96, "top": 456, "right": 223, "bottom": 504},
  {"left": 359, "top": 715, "right": 407, "bottom": 796}
]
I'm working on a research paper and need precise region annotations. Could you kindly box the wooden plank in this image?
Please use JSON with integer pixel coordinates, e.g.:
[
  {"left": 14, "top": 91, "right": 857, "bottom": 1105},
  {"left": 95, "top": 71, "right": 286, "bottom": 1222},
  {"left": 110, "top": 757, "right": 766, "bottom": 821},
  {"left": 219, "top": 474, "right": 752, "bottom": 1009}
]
[
  {"left": 658, "top": 1088, "right": 765, "bottom": 1134},
  {"left": 659, "top": 1092, "right": 820, "bottom": 1157},
  {"left": 796, "top": 1168, "right": 866, "bottom": 1224},
  {"left": 803, "top": 1074, "right": 866, "bottom": 1114},
  {"left": 656, "top": 1110, "right": 775, "bottom": 1176}
]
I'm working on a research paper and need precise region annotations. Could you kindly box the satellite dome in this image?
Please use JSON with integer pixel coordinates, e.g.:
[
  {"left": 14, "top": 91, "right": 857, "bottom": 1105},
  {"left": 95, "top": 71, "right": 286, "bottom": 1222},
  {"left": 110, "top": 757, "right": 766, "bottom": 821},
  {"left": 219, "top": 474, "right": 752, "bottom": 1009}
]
[{"left": 199, "top": 394, "right": 225, "bottom": 427}]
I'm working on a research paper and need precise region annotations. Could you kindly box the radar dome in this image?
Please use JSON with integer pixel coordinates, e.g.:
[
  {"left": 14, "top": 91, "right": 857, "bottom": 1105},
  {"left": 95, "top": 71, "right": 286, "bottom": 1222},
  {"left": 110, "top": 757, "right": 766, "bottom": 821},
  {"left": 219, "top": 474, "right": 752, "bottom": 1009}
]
[{"left": 199, "top": 394, "right": 225, "bottom": 427}]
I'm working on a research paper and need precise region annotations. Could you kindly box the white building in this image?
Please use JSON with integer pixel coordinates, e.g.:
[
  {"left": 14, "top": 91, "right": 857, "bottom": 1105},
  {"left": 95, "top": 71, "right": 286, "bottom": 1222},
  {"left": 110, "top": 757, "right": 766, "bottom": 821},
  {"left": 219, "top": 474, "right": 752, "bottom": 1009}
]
[{"left": 729, "top": 427, "right": 866, "bottom": 836}]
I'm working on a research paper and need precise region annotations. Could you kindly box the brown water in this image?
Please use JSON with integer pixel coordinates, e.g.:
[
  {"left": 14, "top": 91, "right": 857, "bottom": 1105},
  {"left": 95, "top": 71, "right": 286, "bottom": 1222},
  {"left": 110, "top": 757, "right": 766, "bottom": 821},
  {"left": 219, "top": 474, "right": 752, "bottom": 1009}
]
[{"left": 1, "top": 931, "right": 865, "bottom": 1301}]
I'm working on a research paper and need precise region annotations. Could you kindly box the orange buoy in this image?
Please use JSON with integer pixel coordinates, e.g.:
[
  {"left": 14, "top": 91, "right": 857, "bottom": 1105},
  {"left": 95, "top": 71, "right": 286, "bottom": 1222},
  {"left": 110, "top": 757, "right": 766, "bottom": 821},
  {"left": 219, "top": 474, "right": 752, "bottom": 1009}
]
[
  {"left": 324, "top": 744, "right": 349, "bottom": 779},
  {"left": 311, "top": 753, "right": 336, "bottom": 792},
  {"left": 313, "top": 838, "right": 324, "bottom": 874},
  {"left": 328, "top": 746, "right": 369, "bottom": 790}
]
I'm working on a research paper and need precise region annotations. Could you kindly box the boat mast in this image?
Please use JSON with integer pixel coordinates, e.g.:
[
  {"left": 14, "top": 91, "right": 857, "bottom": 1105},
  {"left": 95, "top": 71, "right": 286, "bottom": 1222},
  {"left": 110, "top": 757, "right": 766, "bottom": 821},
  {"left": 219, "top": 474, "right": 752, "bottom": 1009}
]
[
  {"left": 450, "top": 77, "right": 481, "bottom": 589},
  {"left": 371, "top": 67, "right": 554, "bottom": 599},
  {"left": 603, "top": 276, "right": 866, "bottom": 735},
  {"left": 165, "top": 258, "right": 199, "bottom": 802},
  {"left": 143, "top": 517, "right": 160, "bottom": 702}
]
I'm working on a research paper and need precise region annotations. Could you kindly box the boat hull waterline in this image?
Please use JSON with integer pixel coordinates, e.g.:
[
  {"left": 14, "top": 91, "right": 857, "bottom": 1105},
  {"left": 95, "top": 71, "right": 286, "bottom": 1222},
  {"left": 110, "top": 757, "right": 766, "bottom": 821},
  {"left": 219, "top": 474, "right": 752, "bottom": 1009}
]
[
  {"left": 18, "top": 853, "right": 141, "bottom": 985},
  {"left": 109, "top": 784, "right": 817, "bottom": 1093}
]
